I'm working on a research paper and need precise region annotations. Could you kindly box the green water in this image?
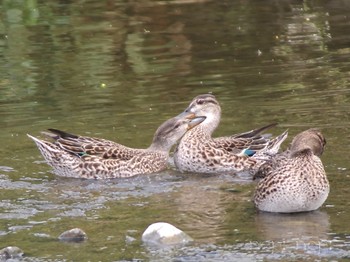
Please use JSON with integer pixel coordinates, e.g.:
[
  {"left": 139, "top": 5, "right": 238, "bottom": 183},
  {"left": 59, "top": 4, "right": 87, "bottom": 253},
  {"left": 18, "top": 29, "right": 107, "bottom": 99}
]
[{"left": 1, "top": 0, "right": 350, "bottom": 261}]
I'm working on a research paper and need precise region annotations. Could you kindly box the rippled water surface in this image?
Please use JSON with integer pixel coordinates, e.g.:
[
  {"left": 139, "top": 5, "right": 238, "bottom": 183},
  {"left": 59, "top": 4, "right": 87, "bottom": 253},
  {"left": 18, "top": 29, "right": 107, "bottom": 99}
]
[{"left": 1, "top": 0, "right": 350, "bottom": 261}]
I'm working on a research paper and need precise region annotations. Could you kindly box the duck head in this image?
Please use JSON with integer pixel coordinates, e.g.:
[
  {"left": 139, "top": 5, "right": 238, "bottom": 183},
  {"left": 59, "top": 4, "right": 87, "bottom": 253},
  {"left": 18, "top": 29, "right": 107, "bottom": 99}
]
[
  {"left": 177, "top": 94, "right": 221, "bottom": 135},
  {"left": 290, "top": 128, "right": 326, "bottom": 157},
  {"left": 149, "top": 114, "right": 206, "bottom": 152}
]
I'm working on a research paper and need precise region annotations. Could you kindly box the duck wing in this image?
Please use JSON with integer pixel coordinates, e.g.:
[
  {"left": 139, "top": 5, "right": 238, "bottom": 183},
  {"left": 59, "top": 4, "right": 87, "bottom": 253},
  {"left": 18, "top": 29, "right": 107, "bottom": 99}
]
[{"left": 44, "top": 129, "right": 141, "bottom": 160}]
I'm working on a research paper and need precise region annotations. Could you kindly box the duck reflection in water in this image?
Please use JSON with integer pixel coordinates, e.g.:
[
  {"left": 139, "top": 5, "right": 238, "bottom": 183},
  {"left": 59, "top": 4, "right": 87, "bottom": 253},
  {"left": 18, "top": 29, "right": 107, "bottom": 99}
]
[{"left": 255, "top": 211, "right": 330, "bottom": 250}]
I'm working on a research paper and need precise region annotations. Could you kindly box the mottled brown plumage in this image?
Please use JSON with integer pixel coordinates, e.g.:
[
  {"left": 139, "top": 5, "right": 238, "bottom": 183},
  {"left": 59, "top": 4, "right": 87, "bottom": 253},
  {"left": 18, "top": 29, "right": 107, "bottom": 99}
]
[
  {"left": 28, "top": 115, "right": 205, "bottom": 179},
  {"left": 173, "top": 94, "right": 288, "bottom": 174},
  {"left": 253, "top": 129, "right": 329, "bottom": 213}
]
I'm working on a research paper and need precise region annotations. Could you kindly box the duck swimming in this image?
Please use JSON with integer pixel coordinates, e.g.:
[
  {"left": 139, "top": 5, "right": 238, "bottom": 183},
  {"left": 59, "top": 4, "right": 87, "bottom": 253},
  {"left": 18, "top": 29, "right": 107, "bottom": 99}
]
[
  {"left": 173, "top": 94, "right": 288, "bottom": 175},
  {"left": 28, "top": 114, "right": 205, "bottom": 179},
  {"left": 253, "top": 128, "right": 329, "bottom": 213}
]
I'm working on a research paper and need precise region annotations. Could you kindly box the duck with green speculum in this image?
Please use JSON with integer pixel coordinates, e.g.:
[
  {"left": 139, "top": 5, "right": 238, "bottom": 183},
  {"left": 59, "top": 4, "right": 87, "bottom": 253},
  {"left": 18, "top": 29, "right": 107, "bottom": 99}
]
[
  {"left": 28, "top": 113, "right": 205, "bottom": 179},
  {"left": 173, "top": 94, "right": 288, "bottom": 175},
  {"left": 253, "top": 128, "right": 329, "bottom": 213}
]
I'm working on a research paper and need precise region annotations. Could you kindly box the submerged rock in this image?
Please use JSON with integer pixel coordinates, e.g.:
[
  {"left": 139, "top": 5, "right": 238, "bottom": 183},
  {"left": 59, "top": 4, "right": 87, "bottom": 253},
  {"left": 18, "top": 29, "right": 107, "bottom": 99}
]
[
  {"left": 0, "top": 246, "right": 24, "bottom": 260},
  {"left": 58, "top": 228, "right": 87, "bottom": 242},
  {"left": 142, "top": 222, "right": 193, "bottom": 247}
]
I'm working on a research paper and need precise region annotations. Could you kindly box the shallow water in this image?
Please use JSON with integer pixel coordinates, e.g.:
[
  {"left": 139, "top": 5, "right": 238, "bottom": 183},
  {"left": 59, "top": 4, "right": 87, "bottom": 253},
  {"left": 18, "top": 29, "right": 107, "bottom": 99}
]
[{"left": 1, "top": 0, "right": 350, "bottom": 261}]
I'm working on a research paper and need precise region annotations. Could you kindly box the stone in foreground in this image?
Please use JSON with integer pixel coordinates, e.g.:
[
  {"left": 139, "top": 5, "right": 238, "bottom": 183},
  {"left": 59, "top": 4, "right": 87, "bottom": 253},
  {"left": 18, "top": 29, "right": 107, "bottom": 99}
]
[
  {"left": 0, "top": 246, "right": 24, "bottom": 260},
  {"left": 142, "top": 222, "right": 193, "bottom": 247},
  {"left": 58, "top": 228, "right": 87, "bottom": 242}
]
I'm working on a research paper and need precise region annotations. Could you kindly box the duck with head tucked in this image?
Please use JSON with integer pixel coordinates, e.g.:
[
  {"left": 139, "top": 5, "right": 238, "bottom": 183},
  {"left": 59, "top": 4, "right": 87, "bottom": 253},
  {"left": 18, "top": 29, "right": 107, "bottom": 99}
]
[
  {"left": 253, "top": 128, "right": 329, "bottom": 213},
  {"left": 28, "top": 114, "right": 205, "bottom": 179},
  {"left": 173, "top": 94, "right": 288, "bottom": 175}
]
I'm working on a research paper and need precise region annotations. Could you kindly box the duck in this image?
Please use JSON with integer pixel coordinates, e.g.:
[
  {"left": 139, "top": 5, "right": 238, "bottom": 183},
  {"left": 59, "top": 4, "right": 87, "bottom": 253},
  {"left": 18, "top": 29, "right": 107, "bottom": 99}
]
[
  {"left": 27, "top": 114, "right": 205, "bottom": 179},
  {"left": 173, "top": 94, "right": 288, "bottom": 175},
  {"left": 253, "top": 128, "right": 329, "bottom": 213}
]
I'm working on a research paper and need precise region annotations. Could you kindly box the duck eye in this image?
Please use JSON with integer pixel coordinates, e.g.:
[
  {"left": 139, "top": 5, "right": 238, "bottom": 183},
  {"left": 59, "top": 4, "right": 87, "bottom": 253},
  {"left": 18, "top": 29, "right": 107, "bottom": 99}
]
[{"left": 197, "top": 99, "right": 204, "bottom": 105}]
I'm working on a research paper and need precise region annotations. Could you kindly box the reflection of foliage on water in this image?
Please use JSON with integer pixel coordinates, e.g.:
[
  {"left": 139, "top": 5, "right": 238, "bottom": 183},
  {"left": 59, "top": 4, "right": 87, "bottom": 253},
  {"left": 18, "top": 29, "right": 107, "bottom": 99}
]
[
  {"left": 2, "top": 0, "right": 39, "bottom": 26},
  {"left": 1, "top": 0, "right": 350, "bottom": 132}
]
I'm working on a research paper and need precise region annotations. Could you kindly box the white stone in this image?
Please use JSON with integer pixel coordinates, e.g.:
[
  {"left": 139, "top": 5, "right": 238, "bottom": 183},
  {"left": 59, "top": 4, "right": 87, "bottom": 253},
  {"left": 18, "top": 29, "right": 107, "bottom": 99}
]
[
  {"left": 142, "top": 222, "right": 193, "bottom": 246},
  {"left": 0, "top": 246, "right": 23, "bottom": 260}
]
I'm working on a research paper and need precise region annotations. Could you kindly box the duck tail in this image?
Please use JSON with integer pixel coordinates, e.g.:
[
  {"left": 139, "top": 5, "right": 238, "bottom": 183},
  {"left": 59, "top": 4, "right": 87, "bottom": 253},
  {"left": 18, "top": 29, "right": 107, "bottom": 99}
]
[
  {"left": 41, "top": 129, "right": 79, "bottom": 140},
  {"left": 266, "top": 129, "right": 289, "bottom": 154},
  {"left": 27, "top": 134, "right": 73, "bottom": 167},
  {"left": 233, "top": 123, "right": 277, "bottom": 139}
]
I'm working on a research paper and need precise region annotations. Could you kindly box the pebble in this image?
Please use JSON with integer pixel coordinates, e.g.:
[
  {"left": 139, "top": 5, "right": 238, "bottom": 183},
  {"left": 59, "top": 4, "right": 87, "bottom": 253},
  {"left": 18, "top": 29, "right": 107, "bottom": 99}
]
[
  {"left": 142, "top": 222, "right": 193, "bottom": 247},
  {"left": 58, "top": 228, "right": 87, "bottom": 242}
]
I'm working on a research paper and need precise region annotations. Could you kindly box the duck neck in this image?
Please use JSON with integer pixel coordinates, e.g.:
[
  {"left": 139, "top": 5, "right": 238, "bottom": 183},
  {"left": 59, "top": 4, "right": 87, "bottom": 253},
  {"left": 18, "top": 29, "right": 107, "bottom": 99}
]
[
  {"left": 148, "top": 139, "right": 171, "bottom": 153},
  {"left": 186, "top": 124, "right": 213, "bottom": 141},
  {"left": 199, "top": 112, "right": 220, "bottom": 136}
]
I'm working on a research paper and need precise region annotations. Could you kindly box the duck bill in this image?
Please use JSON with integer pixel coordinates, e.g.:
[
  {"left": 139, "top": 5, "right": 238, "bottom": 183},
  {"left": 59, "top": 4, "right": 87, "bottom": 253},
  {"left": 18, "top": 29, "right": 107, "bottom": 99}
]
[
  {"left": 188, "top": 116, "right": 206, "bottom": 129},
  {"left": 176, "top": 111, "right": 196, "bottom": 119}
]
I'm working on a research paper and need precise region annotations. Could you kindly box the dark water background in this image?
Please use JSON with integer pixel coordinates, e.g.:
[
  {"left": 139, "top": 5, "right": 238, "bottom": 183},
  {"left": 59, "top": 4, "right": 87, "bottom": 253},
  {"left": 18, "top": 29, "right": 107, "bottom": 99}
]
[{"left": 1, "top": 0, "right": 350, "bottom": 261}]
